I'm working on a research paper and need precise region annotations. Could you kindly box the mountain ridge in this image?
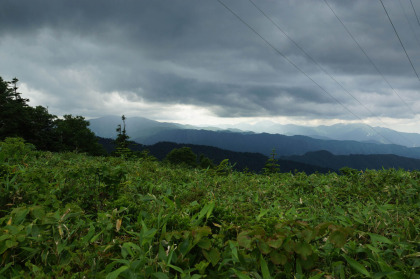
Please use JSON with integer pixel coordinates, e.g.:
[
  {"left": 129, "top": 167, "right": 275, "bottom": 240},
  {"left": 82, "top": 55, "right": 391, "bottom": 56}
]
[
  {"left": 88, "top": 115, "right": 420, "bottom": 147},
  {"left": 137, "top": 129, "right": 420, "bottom": 159}
]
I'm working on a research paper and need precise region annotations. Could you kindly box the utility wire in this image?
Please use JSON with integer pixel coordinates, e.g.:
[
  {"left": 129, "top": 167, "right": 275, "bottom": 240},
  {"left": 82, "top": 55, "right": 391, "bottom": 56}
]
[
  {"left": 247, "top": 0, "right": 413, "bottom": 146},
  {"left": 216, "top": 0, "right": 396, "bottom": 145},
  {"left": 398, "top": 0, "right": 420, "bottom": 48},
  {"left": 379, "top": 0, "right": 420, "bottom": 82},
  {"left": 409, "top": 0, "right": 420, "bottom": 26},
  {"left": 324, "top": 0, "right": 416, "bottom": 116}
]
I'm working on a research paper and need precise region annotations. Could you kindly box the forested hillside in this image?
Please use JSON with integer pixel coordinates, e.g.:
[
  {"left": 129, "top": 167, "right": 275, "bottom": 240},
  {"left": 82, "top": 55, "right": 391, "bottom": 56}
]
[{"left": 139, "top": 129, "right": 420, "bottom": 159}]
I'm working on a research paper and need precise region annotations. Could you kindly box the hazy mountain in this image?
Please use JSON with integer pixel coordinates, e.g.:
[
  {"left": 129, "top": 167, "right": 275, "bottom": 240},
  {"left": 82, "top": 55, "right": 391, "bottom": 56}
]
[
  {"left": 222, "top": 122, "right": 420, "bottom": 147},
  {"left": 88, "top": 115, "right": 240, "bottom": 140},
  {"left": 282, "top": 150, "right": 420, "bottom": 171},
  {"left": 89, "top": 115, "right": 188, "bottom": 140},
  {"left": 89, "top": 116, "right": 420, "bottom": 148},
  {"left": 138, "top": 129, "right": 420, "bottom": 159}
]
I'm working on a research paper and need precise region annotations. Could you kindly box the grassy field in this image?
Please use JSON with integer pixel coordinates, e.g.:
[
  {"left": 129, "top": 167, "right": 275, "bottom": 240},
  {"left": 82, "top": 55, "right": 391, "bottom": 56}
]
[{"left": 0, "top": 138, "right": 419, "bottom": 278}]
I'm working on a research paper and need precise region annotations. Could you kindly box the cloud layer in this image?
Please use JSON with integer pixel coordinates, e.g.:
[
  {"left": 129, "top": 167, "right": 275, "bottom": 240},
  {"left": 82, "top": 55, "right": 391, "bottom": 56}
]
[{"left": 1, "top": 0, "right": 419, "bottom": 131}]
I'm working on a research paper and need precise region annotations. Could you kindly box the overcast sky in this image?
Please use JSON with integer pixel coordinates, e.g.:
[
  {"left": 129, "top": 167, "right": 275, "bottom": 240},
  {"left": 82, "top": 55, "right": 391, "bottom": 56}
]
[{"left": 1, "top": 0, "right": 420, "bottom": 132}]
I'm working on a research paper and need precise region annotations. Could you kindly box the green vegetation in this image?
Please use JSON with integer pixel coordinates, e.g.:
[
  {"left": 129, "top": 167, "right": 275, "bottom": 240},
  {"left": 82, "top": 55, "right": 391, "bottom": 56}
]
[
  {"left": 1, "top": 137, "right": 419, "bottom": 278},
  {"left": 263, "top": 149, "right": 281, "bottom": 175},
  {"left": 0, "top": 76, "right": 104, "bottom": 155}
]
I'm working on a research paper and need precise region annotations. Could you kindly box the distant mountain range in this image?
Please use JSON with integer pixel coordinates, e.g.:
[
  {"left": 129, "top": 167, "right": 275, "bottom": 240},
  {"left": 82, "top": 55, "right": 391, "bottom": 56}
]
[
  {"left": 282, "top": 150, "right": 420, "bottom": 171},
  {"left": 88, "top": 115, "right": 241, "bottom": 141},
  {"left": 224, "top": 122, "right": 420, "bottom": 147},
  {"left": 97, "top": 137, "right": 420, "bottom": 173},
  {"left": 138, "top": 129, "right": 420, "bottom": 159},
  {"left": 89, "top": 116, "right": 420, "bottom": 171},
  {"left": 89, "top": 115, "right": 420, "bottom": 147}
]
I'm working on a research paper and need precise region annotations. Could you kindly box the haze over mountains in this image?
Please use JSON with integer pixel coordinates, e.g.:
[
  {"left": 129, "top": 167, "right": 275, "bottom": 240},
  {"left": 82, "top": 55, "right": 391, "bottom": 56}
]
[
  {"left": 89, "top": 115, "right": 420, "bottom": 172},
  {"left": 89, "top": 115, "right": 420, "bottom": 148}
]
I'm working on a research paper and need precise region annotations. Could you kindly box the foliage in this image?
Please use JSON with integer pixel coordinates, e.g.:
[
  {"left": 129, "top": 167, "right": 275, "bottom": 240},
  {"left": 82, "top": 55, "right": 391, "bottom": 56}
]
[
  {"left": 263, "top": 148, "right": 280, "bottom": 174},
  {"left": 0, "top": 76, "right": 104, "bottom": 155},
  {"left": 165, "top": 147, "right": 198, "bottom": 168},
  {"left": 55, "top": 115, "right": 105, "bottom": 155},
  {"left": 0, "top": 137, "right": 419, "bottom": 278},
  {"left": 114, "top": 115, "right": 132, "bottom": 158},
  {"left": 198, "top": 154, "right": 214, "bottom": 169}
]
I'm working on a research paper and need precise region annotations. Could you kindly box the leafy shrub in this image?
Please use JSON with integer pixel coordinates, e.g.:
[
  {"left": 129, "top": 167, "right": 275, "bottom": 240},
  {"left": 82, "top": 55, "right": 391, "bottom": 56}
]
[
  {"left": 165, "top": 147, "right": 197, "bottom": 168},
  {"left": 0, "top": 137, "right": 35, "bottom": 164}
]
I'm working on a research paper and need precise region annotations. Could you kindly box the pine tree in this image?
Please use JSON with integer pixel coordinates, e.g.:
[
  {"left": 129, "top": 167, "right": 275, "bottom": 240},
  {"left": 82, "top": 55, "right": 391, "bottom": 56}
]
[
  {"left": 263, "top": 148, "right": 280, "bottom": 174},
  {"left": 114, "top": 115, "right": 131, "bottom": 157}
]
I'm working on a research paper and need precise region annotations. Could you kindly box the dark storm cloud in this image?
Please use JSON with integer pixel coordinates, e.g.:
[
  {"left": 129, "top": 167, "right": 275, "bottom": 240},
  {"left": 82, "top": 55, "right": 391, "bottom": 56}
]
[{"left": 0, "top": 0, "right": 419, "bottom": 122}]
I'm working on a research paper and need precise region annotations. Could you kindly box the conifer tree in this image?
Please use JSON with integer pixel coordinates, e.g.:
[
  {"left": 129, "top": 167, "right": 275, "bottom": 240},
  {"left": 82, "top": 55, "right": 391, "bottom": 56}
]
[
  {"left": 114, "top": 115, "right": 131, "bottom": 157},
  {"left": 263, "top": 148, "right": 280, "bottom": 174}
]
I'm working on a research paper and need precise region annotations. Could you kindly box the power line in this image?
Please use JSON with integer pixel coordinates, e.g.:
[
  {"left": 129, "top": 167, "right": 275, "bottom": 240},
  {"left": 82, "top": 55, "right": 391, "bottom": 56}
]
[
  {"left": 324, "top": 0, "right": 416, "bottom": 116},
  {"left": 247, "top": 0, "right": 413, "bottom": 146},
  {"left": 379, "top": 0, "right": 420, "bottom": 82},
  {"left": 409, "top": 0, "right": 420, "bottom": 27},
  {"left": 398, "top": 0, "right": 420, "bottom": 48},
  {"left": 216, "top": 0, "right": 397, "bottom": 145}
]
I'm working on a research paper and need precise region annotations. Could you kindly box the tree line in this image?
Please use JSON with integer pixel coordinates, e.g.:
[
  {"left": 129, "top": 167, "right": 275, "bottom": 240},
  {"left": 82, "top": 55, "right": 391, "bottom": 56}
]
[
  {"left": 0, "top": 76, "right": 104, "bottom": 155},
  {"left": 1, "top": 75, "right": 283, "bottom": 173}
]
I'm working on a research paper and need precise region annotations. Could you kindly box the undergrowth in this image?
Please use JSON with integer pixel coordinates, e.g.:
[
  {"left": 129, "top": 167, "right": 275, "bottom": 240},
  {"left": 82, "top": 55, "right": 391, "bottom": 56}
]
[{"left": 0, "top": 138, "right": 419, "bottom": 278}]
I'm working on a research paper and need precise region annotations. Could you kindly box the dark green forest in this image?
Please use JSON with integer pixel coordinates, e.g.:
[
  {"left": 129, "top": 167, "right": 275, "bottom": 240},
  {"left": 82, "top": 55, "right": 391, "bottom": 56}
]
[{"left": 0, "top": 76, "right": 104, "bottom": 155}]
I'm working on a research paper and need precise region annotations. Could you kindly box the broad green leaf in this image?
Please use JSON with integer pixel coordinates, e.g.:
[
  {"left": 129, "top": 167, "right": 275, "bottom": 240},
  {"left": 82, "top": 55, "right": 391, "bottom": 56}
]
[
  {"left": 195, "top": 260, "right": 209, "bottom": 274},
  {"left": 90, "top": 231, "right": 103, "bottom": 243},
  {"left": 308, "top": 273, "right": 324, "bottom": 279},
  {"left": 106, "top": 266, "right": 129, "bottom": 279},
  {"left": 5, "top": 240, "right": 18, "bottom": 248},
  {"left": 231, "top": 269, "right": 252, "bottom": 279},
  {"left": 267, "top": 237, "right": 283, "bottom": 249},
  {"left": 270, "top": 251, "right": 287, "bottom": 265},
  {"left": 260, "top": 253, "right": 272, "bottom": 279},
  {"left": 158, "top": 244, "right": 168, "bottom": 262},
  {"left": 229, "top": 241, "right": 239, "bottom": 262},
  {"left": 373, "top": 271, "right": 404, "bottom": 279},
  {"left": 197, "top": 238, "right": 211, "bottom": 250},
  {"left": 153, "top": 272, "right": 169, "bottom": 279},
  {"left": 81, "top": 224, "right": 96, "bottom": 244},
  {"left": 202, "top": 248, "right": 220, "bottom": 267},
  {"left": 30, "top": 206, "right": 45, "bottom": 220},
  {"left": 237, "top": 232, "right": 252, "bottom": 249},
  {"left": 329, "top": 230, "right": 347, "bottom": 248},
  {"left": 0, "top": 235, "right": 11, "bottom": 242},
  {"left": 12, "top": 207, "right": 29, "bottom": 224},
  {"left": 368, "top": 233, "right": 392, "bottom": 245},
  {"left": 205, "top": 201, "right": 215, "bottom": 220},
  {"left": 257, "top": 209, "right": 269, "bottom": 221},
  {"left": 343, "top": 255, "right": 371, "bottom": 278},
  {"left": 179, "top": 238, "right": 191, "bottom": 256},
  {"left": 167, "top": 264, "right": 183, "bottom": 273},
  {"left": 294, "top": 242, "right": 312, "bottom": 260},
  {"left": 258, "top": 240, "right": 271, "bottom": 255}
]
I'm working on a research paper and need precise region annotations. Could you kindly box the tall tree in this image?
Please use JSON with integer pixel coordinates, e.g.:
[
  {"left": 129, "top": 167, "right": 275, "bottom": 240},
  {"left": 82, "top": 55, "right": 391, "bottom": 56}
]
[
  {"left": 0, "top": 77, "right": 32, "bottom": 140},
  {"left": 114, "top": 115, "right": 131, "bottom": 157},
  {"left": 55, "top": 115, "right": 104, "bottom": 155},
  {"left": 263, "top": 148, "right": 280, "bottom": 174}
]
